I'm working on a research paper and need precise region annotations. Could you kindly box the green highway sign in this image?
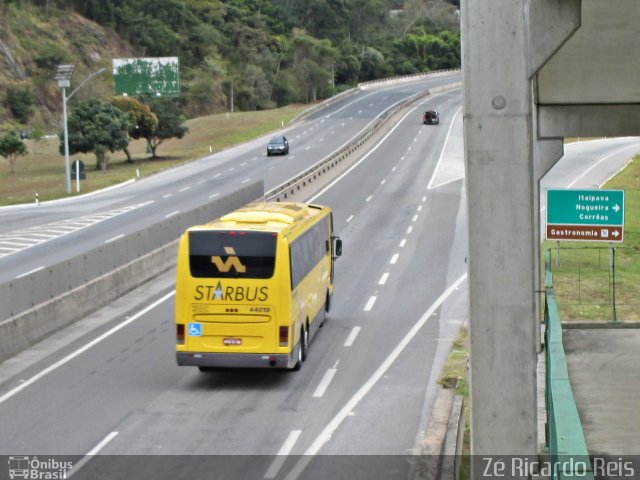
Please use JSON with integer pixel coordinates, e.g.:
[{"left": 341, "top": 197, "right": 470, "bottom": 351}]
[
  {"left": 113, "top": 57, "right": 180, "bottom": 96},
  {"left": 546, "top": 189, "right": 624, "bottom": 242}
]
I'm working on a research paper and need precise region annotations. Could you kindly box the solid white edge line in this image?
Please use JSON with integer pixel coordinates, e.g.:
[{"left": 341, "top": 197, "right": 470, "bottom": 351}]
[
  {"left": 16, "top": 266, "right": 45, "bottom": 279},
  {"left": 568, "top": 144, "right": 638, "bottom": 188},
  {"left": 344, "top": 326, "right": 361, "bottom": 347},
  {"left": 427, "top": 106, "right": 463, "bottom": 190},
  {"left": 306, "top": 99, "right": 428, "bottom": 203},
  {"left": 264, "top": 429, "right": 302, "bottom": 479},
  {"left": 67, "top": 431, "right": 119, "bottom": 478},
  {"left": 104, "top": 234, "right": 124, "bottom": 244},
  {"left": 0, "top": 291, "right": 175, "bottom": 405},
  {"left": 282, "top": 274, "right": 467, "bottom": 480},
  {"left": 313, "top": 368, "right": 337, "bottom": 398}
]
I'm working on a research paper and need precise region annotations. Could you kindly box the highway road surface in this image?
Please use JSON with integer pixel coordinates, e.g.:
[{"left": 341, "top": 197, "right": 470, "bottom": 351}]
[{"left": 1, "top": 74, "right": 638, "bottom": 479}]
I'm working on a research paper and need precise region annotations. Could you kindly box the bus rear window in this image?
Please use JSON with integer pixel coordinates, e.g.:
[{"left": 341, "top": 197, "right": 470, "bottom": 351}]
[{"left": 188, "top": 231, "right": 277, "bottom": 279}]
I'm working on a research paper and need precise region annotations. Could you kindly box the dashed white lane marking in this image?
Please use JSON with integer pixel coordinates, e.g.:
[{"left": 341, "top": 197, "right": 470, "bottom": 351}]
[
  {"left": 399, "top": 239, "right": 407, "bottom": 248},
  {"left": 346, "top": 215, "right": 354, "bottom": 223},
  {"left": 313, "top": 368, "right": 337, "bottom": 398},
  {"left": 412, "top": 215, "right": 419, "bottom": 222},
  {"left": 366, "top": 195, "right": 373, "bottom": 202},
  {"left": 282, "top": 274, "right": 468, "bottom": 480},
  {"left": 344, "top": 327, "right": 361, "bottom": 347},
  {"left": 264, "top": 430, "right": 302, "bottom": 479},
  {"left": 241, "top": 178, "right": 251, "bottom": 184},
  {"left": 163, "top": 193, "right": 173, "bottom": 199},
  {"left": 209, "top": 192, "right": 220, "bottom": 199},
  {"left": 364, "top": 296, "right": 377, "bottom": 312},
  {"left": 390, "top": 253, "right": 399, "bottom": 264},
  {"left": 378, "top": 272, "right": 389, "bottom": 285},
  {"left": 165, "top": 210, "right": 180, "bottom": 218},
  {"left": 407, "top": 226, "right": 414, "bottom": 234},
  {"left": 179, "top": 186, "right": 190, "bottom": 192},
  {"left": 417, "top": 205, "right": 423, "bottom": 212}
]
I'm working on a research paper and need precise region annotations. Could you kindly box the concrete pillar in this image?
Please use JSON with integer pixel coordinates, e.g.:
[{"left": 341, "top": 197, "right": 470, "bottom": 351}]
[{"left": 462, "top": 0, "right": 538, "bottom": 460}]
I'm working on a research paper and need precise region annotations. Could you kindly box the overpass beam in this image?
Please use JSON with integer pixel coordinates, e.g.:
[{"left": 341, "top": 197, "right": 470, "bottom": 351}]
[{"left": 528, "top": 0, "right": 582, "bottom": 75}]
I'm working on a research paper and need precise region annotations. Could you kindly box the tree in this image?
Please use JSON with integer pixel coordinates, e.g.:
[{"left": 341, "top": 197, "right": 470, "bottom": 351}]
[
  {"left": 287, "top": 30, "right": 338, "bottom": 102},
  {"left": 5, "top": 85, "right": 34, "bottom": 124},
  {"left": 0, "top": 132, "right": 28, "bottom": 173},
  {"left": 60, "top": 99, "right": 130, "bottom": 171},
  {"left": 110, "top": 96, "right": 158, "bottom": 163},
  {"left": 143, "top": 97, "right": 189, "bottom": 158},
  {"left": 29, "top": 124, "right": 45, "bottom": 155}
]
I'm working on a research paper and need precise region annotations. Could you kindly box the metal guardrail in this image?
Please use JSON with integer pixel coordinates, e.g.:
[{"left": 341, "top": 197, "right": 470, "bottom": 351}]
[
  {"left": 266, "top": 73, "right": 462, "bottom": 202},
  {"left": 544, "top": 250, "right": 595, "bottom": 480}
]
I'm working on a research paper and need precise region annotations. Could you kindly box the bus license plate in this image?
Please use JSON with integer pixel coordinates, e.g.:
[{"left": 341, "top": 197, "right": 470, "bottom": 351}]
[{"left": 223, "top": 338, "right": 242, "bottom": 346}]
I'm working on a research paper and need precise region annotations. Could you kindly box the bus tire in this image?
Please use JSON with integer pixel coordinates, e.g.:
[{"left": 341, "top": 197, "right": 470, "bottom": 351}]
[
  {"left": 325, "top": 292, "right": 332, "bottom": 313},
  {"left": 301, "top": 323, "right": 309, "bottom": 362}
]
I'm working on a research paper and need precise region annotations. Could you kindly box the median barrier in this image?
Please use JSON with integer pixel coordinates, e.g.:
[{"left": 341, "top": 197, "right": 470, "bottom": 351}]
[
  {"left": 0, "top": 181, "right": 264, "bottom": 363},
  {"left": 0, "top": 72, "right": 463, "bottom": 363}
]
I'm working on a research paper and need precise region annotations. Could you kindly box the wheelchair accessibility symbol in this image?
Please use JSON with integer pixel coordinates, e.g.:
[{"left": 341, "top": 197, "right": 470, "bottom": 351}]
[{"left": 188, "top": 323, "right": 202, "bottom": 337}]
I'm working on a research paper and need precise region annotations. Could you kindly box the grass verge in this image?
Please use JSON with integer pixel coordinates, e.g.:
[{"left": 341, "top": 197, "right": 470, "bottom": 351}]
[
  {"left": 541, "top": 154, "right": 640, "bottom": 321},
  {"left": 0, "top": 104, "right": 309, "bottom": 205},
  {"left": 437, "top": 325, "right": 470, "bottom": 478}
]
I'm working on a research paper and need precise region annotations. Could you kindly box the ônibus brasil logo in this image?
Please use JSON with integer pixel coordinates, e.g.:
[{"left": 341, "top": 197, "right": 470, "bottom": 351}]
[{"left": 8, "top": 456, "right": 73, "bottom": 479}]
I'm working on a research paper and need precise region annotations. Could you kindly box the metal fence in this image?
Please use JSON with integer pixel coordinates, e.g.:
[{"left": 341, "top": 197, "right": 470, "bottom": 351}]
[{"left": 545, "top": 245, "right": 640, "bottom": 321}]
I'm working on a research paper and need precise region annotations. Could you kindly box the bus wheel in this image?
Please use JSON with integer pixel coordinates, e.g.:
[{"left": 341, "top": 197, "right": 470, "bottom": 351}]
[
  {"left": 301, "top": 323, "right": 309, "bottom": 362},
  {"left": 292, "top": 342, "right": 302, "bottom": 371},
  {"left": 324, "top": 292, "right": 332, "bottom": 313}
]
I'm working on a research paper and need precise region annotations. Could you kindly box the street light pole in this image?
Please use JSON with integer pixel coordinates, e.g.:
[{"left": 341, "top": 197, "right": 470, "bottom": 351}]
[
  {"left": 55, "top": 64, "right": 75, "bottom": 194},
  {"left": 61, "top": 84, "right": 71, "bottom": 194},
  {"left": 56, "top": 65, "right": 106, "bottom": 194}
]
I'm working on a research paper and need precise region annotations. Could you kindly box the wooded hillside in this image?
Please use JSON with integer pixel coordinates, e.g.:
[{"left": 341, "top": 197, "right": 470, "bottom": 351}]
[{"left": 0, "top": 0, "right": 459, "bottom": 130}]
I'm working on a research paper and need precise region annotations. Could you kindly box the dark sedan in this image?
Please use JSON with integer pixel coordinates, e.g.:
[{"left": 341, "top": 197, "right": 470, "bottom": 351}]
[{"left": 267, "top": 136, "right": 289, "bottom": 156}]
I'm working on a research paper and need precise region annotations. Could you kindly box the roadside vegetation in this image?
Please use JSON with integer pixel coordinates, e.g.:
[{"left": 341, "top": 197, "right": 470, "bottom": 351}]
[
  {"left": 0, "top": 0, "right": 461, "bottom": 203},
  {"left": 542, "top": 154, "right": 640, "bottom": 321},
  {"left": 0, "top": 1, "right": 460, "bottom": 129},
  {"left": 0, "top": 104, "right": 307, "bottom": 205}
]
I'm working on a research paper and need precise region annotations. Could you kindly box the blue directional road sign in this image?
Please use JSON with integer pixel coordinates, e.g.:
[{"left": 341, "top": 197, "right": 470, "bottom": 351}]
[{"left": 546, "top": 189, "right": 624, "bottom": 242}]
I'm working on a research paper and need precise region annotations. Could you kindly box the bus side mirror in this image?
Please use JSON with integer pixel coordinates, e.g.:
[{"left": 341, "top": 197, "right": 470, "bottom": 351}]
[{"left": 333, "top": 237, "right": 342, "bottom": 258}]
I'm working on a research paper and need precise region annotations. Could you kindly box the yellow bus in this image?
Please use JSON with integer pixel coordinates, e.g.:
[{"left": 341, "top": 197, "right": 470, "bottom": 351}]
[{"left": 175, "top": 202, "right": 342, "bottom": 371}]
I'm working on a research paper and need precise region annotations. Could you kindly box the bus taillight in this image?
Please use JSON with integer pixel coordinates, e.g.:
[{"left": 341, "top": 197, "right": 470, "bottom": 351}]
[
  {"left": 279, "top": 326, "right": 288, "bottom": 347},
  {"left": 177, "top": 324, "right": 185, "bottom": 345}
]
